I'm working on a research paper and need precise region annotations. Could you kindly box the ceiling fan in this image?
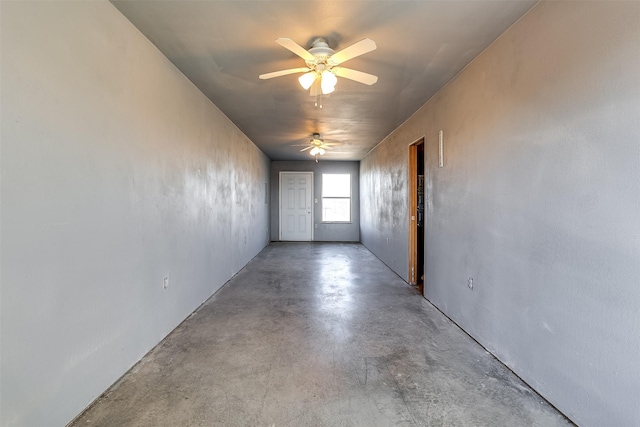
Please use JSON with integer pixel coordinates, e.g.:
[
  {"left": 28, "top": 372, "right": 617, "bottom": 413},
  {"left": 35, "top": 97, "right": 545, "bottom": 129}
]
[
  {"left": 259, "top": 37, "right": 378, "bottom": 96},
  {"left": 295, "top": 133, "right": 344, "bottom": 157}
]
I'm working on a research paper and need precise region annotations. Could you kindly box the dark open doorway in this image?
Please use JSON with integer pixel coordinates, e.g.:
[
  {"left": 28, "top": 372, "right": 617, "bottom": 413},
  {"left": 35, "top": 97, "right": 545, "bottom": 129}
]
[{"left": 409, "top": 139, "right": 425, "bottom": 293}]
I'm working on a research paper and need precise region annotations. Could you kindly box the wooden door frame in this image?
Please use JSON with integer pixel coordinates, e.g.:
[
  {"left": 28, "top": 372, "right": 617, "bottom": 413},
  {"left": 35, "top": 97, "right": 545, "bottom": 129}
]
[{"left": 408, "top": 138, "right": 424, "bottom": 285}]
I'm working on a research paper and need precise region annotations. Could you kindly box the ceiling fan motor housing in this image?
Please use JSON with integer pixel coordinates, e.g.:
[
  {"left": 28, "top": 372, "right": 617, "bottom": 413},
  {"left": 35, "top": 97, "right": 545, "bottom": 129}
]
[{"left": 307, "top": 38, "right": 335, "bottom": 66}]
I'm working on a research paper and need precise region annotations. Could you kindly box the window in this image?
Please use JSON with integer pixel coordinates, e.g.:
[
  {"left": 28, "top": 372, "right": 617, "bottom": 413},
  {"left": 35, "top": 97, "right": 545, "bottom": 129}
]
[{"left": 322, "top": 174, "right": 351, "bottom": 222}]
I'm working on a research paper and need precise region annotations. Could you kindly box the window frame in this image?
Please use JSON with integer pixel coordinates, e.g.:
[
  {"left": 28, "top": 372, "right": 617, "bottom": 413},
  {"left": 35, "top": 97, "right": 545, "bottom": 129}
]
[{"left": 321, "top": 173, "right": 351, "bottom": 223}]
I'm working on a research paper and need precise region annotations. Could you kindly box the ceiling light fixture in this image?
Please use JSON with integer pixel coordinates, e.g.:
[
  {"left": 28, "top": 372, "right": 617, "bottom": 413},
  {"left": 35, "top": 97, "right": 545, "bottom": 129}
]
[
  {"left": 298, "top": 71, "right": 317, "bottom": 90},
  {"left": 259, "top": 37, "right": 378, "bottom": 99},
  {"left": 309, "top": 146, "right": 325, "bottom": 156},
  {"left": 294, "top": 133, "right": 344, "bottom": 160},
  {"left": 320, "top": 70, "right": 337, "bottom": 95}
]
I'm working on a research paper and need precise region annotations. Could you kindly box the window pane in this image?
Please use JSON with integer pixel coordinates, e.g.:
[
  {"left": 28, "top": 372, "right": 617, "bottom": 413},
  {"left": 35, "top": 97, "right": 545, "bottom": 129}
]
[
  {"left": 323, "top": 198, "right": 350, "bottom": 222},
  {"left": 322, "top": 174, "right": 350, "bottom": 198}
]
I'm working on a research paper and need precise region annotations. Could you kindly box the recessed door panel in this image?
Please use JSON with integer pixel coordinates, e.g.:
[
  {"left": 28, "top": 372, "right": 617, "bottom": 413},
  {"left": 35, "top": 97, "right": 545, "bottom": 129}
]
[
  {"left": 298, "top": 189, "right": 307, "bottom": 208},
  {"left": 288, "top": 188, "right": 295, "bottom": 209},
  {"left": 298, "top": 215, "right": 307, "bottom": 232}
]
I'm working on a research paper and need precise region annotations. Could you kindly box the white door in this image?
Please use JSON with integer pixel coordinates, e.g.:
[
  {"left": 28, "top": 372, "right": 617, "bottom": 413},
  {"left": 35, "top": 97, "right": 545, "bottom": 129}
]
[{"left": 280, "top": 172, "right": 313, "bottom": 241}]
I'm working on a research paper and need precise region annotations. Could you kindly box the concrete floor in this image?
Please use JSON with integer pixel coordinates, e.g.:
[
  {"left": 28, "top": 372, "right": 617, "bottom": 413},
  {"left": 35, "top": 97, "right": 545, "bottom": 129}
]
[{"left": 72, "top": 243, "right": 571, "bottom": 426}]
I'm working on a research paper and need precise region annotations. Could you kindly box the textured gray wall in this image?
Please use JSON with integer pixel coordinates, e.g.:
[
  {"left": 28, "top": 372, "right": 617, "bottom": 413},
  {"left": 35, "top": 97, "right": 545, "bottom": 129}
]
[
  {"left": 360, "top": 140, "right": 411, "bottom": 281},
  {"left": 360, "top": 2, "right": 640, "bottom": 426},
  {"left": 271, "top": 161, "right": 360, "bottom": 242},
  {"left": 1, "top": 2, "right": 270, "bottom": 426}
]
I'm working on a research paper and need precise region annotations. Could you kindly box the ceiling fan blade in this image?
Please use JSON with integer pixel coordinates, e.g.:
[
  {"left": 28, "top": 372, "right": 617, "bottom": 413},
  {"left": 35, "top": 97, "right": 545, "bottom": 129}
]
[
  {"left": 259, "top": 67, "right": 310, "bottom": 80},
  {"left": 329, "top": 38, "right": 377, "bottom": 65},
  {"left": 333, "top": 67, "right": 378, "bottom": 85},
  {"left": 299, "top": 146, "right": 313, "bottom": 152},
  {"left": 322, "top": 142, "right": 344, "bottom": 146},
  {"left": 276, "top": 38, "right": 315, "bottom": 62}
]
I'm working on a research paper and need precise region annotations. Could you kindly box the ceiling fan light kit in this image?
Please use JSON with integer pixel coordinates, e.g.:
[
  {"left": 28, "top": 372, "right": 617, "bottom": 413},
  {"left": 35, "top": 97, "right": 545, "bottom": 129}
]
[
  {"left": 259, "top": 36, "right": 377, "bottom": 158},
  {"left": 296, "top": 132, "right": 344, "bottom": 159},
  {"left": 298, "top": 71, "right": 317, "bottom": 90},
  {"left": 259, "top": 37, "right": 378, "bottom": 97},
  {"left": 309, "top": 147, "right": 325, "bottom": 156},
  {"left": 320, "top": 70, "right": 337, "bottom": 94}
]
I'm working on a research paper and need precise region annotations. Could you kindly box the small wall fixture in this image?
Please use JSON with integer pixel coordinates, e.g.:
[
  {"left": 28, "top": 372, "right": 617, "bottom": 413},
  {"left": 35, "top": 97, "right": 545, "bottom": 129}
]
[{"left": 438, "top": 130, "right": 444, "bottom": 168}]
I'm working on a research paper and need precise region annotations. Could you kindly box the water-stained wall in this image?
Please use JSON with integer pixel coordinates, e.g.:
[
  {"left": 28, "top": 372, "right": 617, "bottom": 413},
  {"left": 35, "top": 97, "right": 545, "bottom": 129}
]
[
  {"left": 360, "top": 2, "right": 640, "bottom": 426},
  {"left": 271, "top": 161, "right": 360, "bottom": 242},
  {"left": 1, "top": 2, "right": 270, "bottom": 426}
]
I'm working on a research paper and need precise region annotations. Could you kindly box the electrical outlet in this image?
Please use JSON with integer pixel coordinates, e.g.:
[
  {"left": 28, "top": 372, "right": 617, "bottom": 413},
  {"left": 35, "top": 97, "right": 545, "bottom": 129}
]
[
  {"left": 468, "top": 277, "right": 473, "bottom": 290},
  {"left": 163, "top": 276, "right": 169, "bottom": 289}
]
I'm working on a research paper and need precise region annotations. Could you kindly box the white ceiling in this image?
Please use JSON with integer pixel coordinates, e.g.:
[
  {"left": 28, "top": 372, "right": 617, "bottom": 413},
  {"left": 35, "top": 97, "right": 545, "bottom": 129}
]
[{"left": 111, "top": 0, "right": 537, "bottom": 161}]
